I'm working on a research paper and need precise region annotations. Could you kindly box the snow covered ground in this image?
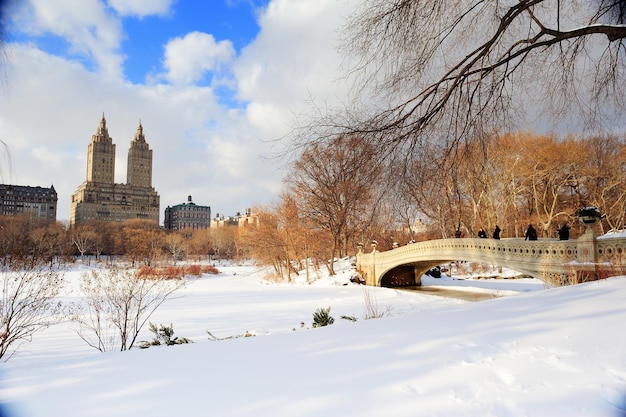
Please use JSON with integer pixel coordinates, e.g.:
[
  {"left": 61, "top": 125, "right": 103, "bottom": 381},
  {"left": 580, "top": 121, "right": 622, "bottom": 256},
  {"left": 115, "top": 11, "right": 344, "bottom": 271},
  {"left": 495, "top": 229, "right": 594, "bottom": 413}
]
[{"left": 0, "top": 259, "right": 625, "bottom": 417}]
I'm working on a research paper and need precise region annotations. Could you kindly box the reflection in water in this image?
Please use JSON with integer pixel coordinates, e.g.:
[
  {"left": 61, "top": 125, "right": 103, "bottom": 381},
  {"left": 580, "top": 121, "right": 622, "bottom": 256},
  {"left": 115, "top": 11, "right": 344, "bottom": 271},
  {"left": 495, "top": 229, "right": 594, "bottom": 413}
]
[{"left": 398, "top": 286, "right": 500, "bottom": 302}]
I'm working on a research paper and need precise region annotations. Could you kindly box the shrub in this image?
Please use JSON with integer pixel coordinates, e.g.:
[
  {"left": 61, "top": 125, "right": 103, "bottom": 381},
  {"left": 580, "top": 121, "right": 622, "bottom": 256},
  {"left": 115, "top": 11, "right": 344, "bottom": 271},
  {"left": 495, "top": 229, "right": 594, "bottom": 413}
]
[
  {"left": 201, "top": 265, "right": 219, "bottom": 274},
  {"left": 71, "top": 267, "right": 186, "bottom": 352},
  {"left": 312, "top": 307, "right": 334, "bottom": 328},
  {"left": 163, "top": 266, "right": 178, "bottom": 279},
  {"left": 186, "top": 264, "right": 202, "bottom": 276},
  {"left": 139, "top": 322, "right": 192, "bottom": 349},
  {"left": 136, "top": 264, "right": 220, "bottom": 280},
  {"left": 137, "top": 265, "right": 153, "bottom": 277}
]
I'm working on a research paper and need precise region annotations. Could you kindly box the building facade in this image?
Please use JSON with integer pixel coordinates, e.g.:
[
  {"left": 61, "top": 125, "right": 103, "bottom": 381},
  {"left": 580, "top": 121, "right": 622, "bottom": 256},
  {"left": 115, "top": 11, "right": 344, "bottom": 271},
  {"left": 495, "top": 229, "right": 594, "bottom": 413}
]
[
  {"left": 70, "top": 115, "right": 160, "bottom": 225},
  {"left": 164, "top": 196, "right": 211, "bottom": 231},
  {"left": 211, "top": 208, "right": 258, "bottom": 228},
  {"left": 0, "top": 184, "right": 57, "bottom": 221}
]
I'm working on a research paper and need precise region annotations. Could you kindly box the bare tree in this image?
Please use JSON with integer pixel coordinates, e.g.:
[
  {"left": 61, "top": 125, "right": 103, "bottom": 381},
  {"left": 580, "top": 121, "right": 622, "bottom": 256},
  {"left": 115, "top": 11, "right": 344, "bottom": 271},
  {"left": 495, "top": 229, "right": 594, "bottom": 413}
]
[
  {"left": 120, "top": 220, "right": 163, "bottom": 266},
  {"left": 287, "top": 135, "right": 384, "bottom": 274},
  {"left": 71, "top": 223, "right": 98, "bottom": 264},
  {"left": 0, "top": 265, "right": 64, "bottom": 361},
  {"left": 164, "top": 232, "right": 187, "bottom": 265},
  {"left": 71, "top": 267, "right": 186, "bottom": 352},
  {"left": 185, "top": 228, "right": 210, "bottom": 261},
  {"left": 517, "top": 136, "right": 585, "bottom": 236},
  {"left": 394, "top": 131, "right": 626, "bottom": 238},
  {"left": 209, "top": 225, "right": 237, "bottom": 260},
  {"left": 304, "top": 1, "right": 626, "bottom": 169},
  {"left": 238, "top": 206, "right": 294, "bottom": 281}
]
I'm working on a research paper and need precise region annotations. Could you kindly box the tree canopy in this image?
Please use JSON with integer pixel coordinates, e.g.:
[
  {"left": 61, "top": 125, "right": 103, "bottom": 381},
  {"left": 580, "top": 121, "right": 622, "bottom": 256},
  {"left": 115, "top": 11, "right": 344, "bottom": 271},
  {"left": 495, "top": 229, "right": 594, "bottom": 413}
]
[{"left": 300, "top": 0, "right": 626, "bottom": 168}]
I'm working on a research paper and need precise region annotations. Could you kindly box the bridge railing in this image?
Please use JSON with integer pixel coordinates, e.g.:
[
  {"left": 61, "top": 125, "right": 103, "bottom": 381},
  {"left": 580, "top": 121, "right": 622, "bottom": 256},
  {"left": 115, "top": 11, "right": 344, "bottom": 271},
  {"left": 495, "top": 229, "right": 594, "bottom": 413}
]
[{"left": 356, "top": 233, "right": 626, "bottom": 287}]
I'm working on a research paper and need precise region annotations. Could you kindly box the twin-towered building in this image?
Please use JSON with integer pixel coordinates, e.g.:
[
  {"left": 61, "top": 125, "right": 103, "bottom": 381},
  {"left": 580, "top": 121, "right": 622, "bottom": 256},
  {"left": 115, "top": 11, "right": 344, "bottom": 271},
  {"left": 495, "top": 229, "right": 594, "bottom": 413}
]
[
  {"left": 69, "top": 115, "right": 160, "bottom": 225},
  {"left": 5, "top": 115, "right": 249, "bottom": 229},
  {"left": 1, "top": 116, "right": 256, "bottom": 229}
]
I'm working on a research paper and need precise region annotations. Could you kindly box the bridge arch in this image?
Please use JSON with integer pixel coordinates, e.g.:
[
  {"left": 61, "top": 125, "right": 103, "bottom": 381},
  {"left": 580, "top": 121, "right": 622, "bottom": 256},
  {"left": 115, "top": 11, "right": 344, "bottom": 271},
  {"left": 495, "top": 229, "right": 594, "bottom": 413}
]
[
  {"left": 357, "top": 227, "right": 625, "bottom": 287},
  {"left": 378, "top": 261, "right": 444, "bottom": 287},
  {"left": 373, "top": 240, "right": 555, "bottom": 287}
]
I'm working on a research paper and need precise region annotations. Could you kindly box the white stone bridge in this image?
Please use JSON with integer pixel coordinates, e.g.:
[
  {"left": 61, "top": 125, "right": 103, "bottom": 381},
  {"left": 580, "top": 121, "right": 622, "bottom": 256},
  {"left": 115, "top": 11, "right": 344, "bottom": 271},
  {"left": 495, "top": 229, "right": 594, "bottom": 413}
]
[{"left": 356, "top": 226, "right": 626, "bottom": 287}]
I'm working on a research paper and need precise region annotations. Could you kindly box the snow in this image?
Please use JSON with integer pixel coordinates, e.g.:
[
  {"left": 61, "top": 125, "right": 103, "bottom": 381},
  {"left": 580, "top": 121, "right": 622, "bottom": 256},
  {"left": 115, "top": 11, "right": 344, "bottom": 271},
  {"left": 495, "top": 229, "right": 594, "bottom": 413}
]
[
  {"left": 598, "top": 229, "right": 626, "bottom": 240},
  {"left": 0, "top": 259, "right": 625, "bottom": 417}
]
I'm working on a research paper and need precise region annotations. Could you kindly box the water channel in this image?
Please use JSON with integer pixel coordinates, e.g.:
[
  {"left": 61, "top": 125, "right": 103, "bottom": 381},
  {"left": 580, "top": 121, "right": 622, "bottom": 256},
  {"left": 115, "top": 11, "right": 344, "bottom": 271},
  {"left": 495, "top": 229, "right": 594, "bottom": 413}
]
[{"left": 397, "top": 285, "right": 501, "bottom": 302}]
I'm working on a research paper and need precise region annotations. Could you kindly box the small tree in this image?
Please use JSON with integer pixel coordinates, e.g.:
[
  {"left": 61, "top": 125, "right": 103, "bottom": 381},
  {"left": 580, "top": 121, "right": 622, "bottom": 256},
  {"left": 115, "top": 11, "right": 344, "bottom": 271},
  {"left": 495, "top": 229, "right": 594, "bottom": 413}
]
[
  {"left": 71, "top": 224, "right": 98, "bottom": 264},
  {"left": 71, "top": 267, "right": 186, "bottom": 352},
  {"left": 139, "top": 322, "right": 192, "bottom": 349},
  {"left": 0, "top": 265, "right": 64, "bottom": 361},
  {"left": 288, "top": 135, "right": 384, "bottom": 274},
  {"left": 238, "top": 207, "right": 294, "bottom": 281},
  {"left": 164, "top": 232, "right": 187, "bottom": 265},
  {"left": 312, "top": 307, "right": 335, "bottom": 328}
]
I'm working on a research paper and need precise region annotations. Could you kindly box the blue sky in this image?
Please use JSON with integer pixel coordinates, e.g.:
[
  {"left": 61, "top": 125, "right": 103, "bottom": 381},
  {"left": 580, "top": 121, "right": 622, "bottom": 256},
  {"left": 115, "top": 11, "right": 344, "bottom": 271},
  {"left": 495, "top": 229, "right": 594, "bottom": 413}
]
[
  {"left": 2, "top": 1, "right": 626, "bottom": 224},
  {"left": 0, "top": 0, "right": 360, "bottom": 221},
  {"left": 121, "top": 1, "right": 266, "bottom": 85},
  {"left": 5, "top": 0, "right": 268, "bottom": 90}
]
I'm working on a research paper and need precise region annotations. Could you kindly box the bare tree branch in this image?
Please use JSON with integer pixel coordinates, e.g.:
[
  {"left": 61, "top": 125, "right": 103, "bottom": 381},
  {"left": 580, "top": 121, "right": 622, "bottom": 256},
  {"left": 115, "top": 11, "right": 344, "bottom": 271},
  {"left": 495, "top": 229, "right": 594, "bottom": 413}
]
[
  {"left": 300, "top": 0, "right": 626, "bottom": 169},
  {"left": 0, "top": 266, "right": 64, "bottom": 361}
]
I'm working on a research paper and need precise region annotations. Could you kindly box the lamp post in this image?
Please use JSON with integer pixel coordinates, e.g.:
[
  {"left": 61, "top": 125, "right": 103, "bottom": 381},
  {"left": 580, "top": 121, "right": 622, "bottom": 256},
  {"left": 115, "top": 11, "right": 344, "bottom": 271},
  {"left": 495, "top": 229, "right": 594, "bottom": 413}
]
[
  {"left": 575, "top": 207, "right": 602, "bottom": 283},
  {"left": 577, "top": 206, "right": 603, "bottom": 235},
  {"left": 356, "top": 243, "right": 364, "bottom": 274},
  {"left": 371, "top": 240, "right": 377, "bottom": 286}
]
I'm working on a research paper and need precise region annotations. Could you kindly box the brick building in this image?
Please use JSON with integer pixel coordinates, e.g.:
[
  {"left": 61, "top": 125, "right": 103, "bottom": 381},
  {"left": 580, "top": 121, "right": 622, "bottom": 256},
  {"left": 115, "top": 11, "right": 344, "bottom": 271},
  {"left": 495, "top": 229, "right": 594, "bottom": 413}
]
[
  {"left": 164, "top": 196, "right": 211, "bottom": 230},
  {"left": 0, "top": 184, "right": 58, "bottom": 221}
]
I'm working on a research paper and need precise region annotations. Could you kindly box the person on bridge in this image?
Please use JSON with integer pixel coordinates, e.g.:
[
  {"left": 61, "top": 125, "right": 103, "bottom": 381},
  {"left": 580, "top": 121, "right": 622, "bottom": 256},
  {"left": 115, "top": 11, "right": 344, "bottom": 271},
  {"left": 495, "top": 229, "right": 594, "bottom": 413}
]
[
  {"left": 525, "top": 224, "right": 538, "bottom": 241},
  {"left": 492, "top": 225, "right": 501, "bottom": 239},
  {"left": 478, "top": 228, "right": 487, "bottom": 238},
  {"left": 557, "top": 222, "right": 570, "bottom": 240}
]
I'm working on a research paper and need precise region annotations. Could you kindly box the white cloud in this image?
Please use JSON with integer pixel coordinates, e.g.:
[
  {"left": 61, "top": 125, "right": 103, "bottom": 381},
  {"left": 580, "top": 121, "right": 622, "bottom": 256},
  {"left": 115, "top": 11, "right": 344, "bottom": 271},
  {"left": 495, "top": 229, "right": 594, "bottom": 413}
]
[
  {"left": 107, "top": 0, "right": 174, "bottom": 18},
  {"left": 0, "top": 0, "right": 362, "bottom": 221},
  {"left": 234, "top": 0, "right": 359, "bottom": 139},
  {"left": 161, "top": 32, "right": 235, "bottom": 86},
  {"left": 0, "top": 41, "right": 282, "bottom": 220},
  {"left": 9, "top": 0, "right": 125, "bottom": 78}
]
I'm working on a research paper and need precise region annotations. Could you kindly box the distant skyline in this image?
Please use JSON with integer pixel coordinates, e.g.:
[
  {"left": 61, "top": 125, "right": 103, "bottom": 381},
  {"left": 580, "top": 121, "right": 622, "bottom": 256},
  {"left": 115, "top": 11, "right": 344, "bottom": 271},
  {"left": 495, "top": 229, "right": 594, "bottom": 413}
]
[{"left": 0, "top": 0, "right": 360, "bottom": 222}]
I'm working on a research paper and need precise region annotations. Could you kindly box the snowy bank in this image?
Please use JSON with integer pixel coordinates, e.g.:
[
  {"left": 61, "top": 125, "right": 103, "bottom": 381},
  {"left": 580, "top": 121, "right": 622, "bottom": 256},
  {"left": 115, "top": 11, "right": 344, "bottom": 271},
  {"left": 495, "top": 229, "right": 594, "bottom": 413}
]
[{"left": 0, "top": 264, "right": 625, "bottom": 417}]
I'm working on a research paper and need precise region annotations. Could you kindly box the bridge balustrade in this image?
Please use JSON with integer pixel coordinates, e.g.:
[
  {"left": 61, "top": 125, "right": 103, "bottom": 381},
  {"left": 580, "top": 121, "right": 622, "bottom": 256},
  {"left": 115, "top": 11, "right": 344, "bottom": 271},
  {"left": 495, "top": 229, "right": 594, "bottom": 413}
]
[{"left": 356, "top": 230, "right": 626, "bottom": 287}]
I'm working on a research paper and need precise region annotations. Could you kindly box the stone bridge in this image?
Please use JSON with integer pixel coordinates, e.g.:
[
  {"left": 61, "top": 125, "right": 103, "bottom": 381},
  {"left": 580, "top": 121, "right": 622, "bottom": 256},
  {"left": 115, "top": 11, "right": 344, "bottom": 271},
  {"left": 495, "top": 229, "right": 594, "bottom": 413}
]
[{"left": 356, "top": 224, "right": 626, "bottom": 287}]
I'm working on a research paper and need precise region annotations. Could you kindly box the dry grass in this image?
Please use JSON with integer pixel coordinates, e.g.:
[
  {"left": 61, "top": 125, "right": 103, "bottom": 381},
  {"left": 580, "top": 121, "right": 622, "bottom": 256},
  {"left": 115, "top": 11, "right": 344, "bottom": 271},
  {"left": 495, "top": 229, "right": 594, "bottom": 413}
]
[
  {"left": 363, "top": 288, "right": 392, "bottom": 319},
  {"left": 137, "top": 264, "right": 219, "bottom": 279}
]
